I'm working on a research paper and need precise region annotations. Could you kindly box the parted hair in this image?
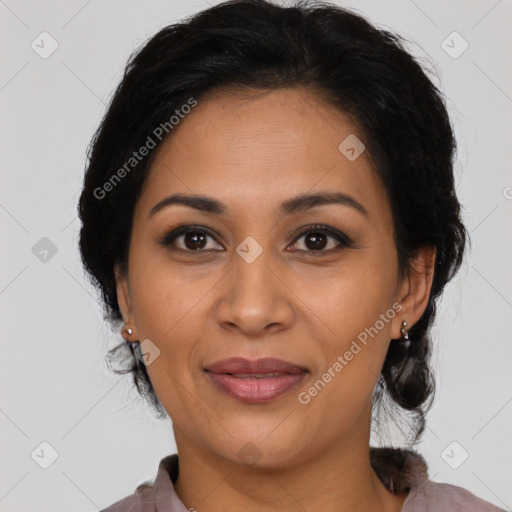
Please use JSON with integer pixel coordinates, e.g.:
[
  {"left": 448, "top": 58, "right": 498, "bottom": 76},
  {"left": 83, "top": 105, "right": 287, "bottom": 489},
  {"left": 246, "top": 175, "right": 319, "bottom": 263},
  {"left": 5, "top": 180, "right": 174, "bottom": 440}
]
[{"left": 78, "top": 0, "right": 468, "bottom": 443}]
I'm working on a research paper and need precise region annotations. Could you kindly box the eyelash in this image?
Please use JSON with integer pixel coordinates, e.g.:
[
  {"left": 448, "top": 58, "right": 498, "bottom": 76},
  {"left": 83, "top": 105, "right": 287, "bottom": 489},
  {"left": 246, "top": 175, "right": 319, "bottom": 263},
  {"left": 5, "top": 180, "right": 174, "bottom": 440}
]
[{"left": 159, "top": 224, "right": 354, "bottom": 255}]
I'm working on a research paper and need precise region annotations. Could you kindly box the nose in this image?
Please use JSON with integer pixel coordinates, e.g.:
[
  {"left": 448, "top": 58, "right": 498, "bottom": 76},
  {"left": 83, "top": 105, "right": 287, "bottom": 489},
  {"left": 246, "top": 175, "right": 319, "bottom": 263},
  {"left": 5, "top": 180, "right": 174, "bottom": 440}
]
[{"left": 215, "top": 245, "right": 294, "bottom": 337}]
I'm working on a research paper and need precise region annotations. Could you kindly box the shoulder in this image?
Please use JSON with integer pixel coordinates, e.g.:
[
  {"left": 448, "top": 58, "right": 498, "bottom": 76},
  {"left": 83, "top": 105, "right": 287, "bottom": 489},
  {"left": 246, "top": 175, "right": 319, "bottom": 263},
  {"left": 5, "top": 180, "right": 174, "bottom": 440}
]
[
  {"left": 99, "top": 494, "right": 138, "bottom": 512},
  {"left": 404, "top": 480, "right": 507, "bottom": 511},
  {"left": 97, "top": 454, "right": 180, "bottom": 512},
  {"left": 98, "top": 480, "right": 155, "bottom": 512},
  {"left": 369, "top": 446, "right": 506, "bottom": 511}
]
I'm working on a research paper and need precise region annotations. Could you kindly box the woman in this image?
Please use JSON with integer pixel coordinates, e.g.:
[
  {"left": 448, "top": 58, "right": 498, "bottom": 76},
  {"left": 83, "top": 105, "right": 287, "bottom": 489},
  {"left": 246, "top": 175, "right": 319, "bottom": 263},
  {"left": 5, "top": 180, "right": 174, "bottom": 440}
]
[{"left": 78, "top": 0, "right": 505, "bottom": 510}]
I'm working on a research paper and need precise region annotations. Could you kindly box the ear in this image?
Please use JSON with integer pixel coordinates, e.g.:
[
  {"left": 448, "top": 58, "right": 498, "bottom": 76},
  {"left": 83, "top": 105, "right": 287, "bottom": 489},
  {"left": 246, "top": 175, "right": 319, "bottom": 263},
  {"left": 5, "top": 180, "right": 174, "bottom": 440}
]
[
  {"left": 391, "top": 245, "right": 437, "bottom": 339},
  {"left": 114, "top": 263, "right": 138, "bottom": 339}
]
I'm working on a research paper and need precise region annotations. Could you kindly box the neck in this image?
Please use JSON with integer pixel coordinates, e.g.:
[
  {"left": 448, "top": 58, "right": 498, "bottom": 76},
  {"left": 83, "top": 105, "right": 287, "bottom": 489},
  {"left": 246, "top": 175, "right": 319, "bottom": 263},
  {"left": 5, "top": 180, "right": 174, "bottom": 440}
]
[{"left": 172, "top": 423, "right": 408, "bottom": 512}]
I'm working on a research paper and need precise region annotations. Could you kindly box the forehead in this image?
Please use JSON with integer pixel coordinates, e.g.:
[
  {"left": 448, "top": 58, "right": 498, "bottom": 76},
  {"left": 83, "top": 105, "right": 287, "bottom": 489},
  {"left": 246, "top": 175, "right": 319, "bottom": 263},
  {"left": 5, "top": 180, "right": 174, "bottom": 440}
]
[{"left": 136, "top": 87, "right": 390, "bottom": 223}]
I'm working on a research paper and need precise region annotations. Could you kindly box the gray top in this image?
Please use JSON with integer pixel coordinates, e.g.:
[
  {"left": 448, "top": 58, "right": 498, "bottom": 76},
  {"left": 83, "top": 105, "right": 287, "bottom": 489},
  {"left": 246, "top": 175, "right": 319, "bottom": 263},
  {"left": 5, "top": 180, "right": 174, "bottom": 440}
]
[{"left": 99, "top": 447, "right": 506, "bottom": 511}]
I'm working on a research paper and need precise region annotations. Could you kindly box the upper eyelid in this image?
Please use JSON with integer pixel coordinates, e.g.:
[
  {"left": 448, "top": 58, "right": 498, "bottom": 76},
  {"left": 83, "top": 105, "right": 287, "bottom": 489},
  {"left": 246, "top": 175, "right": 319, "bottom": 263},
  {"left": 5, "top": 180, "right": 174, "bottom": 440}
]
[{"left": 162, "top": 225, "right": 221, "bottom": 246}]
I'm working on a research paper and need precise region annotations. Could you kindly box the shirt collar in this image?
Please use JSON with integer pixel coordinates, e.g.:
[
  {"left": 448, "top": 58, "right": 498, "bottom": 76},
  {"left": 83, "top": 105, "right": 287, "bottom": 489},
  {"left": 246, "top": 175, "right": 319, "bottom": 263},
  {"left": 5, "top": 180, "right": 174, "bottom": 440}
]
[{"left": 370, "top": 446, "right": 430, "bottom": 492}]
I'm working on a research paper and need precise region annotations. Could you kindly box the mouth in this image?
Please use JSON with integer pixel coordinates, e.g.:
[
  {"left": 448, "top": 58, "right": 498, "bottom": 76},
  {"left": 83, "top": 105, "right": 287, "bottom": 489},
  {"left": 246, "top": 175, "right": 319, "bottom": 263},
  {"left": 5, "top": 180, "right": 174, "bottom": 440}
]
[{"left": 204, "top": 357, "right": 309, "bottom": 403}]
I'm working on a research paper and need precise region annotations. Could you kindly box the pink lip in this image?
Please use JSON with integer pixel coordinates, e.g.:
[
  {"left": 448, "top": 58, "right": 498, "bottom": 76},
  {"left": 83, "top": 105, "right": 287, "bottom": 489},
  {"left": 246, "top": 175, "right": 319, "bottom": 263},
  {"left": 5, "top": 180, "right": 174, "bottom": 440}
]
[{"left": 204, "top": 357, "right": 309, "bottom": 403}]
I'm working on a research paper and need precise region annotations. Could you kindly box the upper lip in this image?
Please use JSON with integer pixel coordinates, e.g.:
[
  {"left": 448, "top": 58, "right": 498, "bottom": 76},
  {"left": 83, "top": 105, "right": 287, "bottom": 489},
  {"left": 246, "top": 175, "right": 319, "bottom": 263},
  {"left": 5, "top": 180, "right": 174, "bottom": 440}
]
[{"left": 204, "top": 357, "right": 308, "bottom": 375}]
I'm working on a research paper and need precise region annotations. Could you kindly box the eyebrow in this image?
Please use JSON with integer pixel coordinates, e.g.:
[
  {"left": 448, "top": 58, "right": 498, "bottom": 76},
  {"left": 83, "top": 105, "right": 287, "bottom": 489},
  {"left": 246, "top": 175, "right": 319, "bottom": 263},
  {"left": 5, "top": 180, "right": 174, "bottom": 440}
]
[{"left": 149, "top": 191, "right": 369, "bottom": 218}]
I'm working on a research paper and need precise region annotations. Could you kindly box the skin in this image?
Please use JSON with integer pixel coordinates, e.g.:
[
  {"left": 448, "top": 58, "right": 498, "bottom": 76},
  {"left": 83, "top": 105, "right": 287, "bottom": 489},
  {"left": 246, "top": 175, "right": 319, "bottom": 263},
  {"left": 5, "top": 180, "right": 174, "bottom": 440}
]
[{"left": 115, "top": 87, "right": 436, "bottom": 512}]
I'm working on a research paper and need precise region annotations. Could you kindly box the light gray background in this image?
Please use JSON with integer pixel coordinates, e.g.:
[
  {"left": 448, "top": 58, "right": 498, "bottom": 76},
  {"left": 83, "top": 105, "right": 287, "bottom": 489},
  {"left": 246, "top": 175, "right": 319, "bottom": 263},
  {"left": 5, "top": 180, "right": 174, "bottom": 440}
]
[{"left": 1, "top": 0, "right": 511, "bottom": 510}]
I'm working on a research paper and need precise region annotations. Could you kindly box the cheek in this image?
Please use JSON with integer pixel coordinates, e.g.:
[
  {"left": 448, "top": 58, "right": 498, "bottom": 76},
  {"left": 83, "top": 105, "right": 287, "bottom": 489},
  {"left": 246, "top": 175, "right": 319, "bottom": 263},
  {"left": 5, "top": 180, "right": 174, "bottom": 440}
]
[
  {"left": 127, "top": 260, "right": 208, "bottom": 390},
  {"left": 129, "top": 256, "right": 203, "bottom": 338},
  {"left": 298, "top": 254, "right": 397, "bottom": 338},
  {"left": 297, "top": 256, "right": 398, "bottom": 398},
  {"left": 128, "top": 265, "right": 204, "bottom": 421}
]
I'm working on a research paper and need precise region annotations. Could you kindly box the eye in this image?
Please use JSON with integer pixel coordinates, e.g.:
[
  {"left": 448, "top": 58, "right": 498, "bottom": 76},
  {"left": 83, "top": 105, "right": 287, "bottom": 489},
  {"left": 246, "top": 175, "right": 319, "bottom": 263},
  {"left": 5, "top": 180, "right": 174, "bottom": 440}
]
[
  {"left": 288, "top": 224, "right": 354, "bottom": 254},
  {"left": 159, "top": 225, "right": 224, "bottom": 251},
  {"left": 159, "top": 223, "right": 354, "bottom": 254}
]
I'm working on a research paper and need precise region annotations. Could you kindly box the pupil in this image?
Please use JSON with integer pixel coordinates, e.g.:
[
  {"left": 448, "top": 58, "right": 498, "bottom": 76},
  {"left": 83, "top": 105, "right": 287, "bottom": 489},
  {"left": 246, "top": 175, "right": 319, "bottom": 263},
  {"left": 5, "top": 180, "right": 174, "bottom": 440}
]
[
  {"left": 185, "top": 232, "right": 207, "bottom": 250},
  {"left": 306, "top": 233, "right": 326, "bottom": 250}
]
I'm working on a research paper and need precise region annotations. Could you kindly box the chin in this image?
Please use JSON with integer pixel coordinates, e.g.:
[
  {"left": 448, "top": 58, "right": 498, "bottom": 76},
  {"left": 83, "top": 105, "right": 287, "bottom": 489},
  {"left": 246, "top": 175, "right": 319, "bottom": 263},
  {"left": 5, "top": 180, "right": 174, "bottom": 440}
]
[{"left": 215, "top": 432, "right": 309, "bottom": 470}]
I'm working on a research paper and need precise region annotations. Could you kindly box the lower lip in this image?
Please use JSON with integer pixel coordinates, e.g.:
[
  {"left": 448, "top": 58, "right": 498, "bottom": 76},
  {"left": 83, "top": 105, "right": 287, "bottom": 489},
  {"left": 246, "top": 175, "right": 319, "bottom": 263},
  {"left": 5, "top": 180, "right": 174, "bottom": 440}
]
[{"left": 205, "top": 371, "right": 308, "bottom": 403}]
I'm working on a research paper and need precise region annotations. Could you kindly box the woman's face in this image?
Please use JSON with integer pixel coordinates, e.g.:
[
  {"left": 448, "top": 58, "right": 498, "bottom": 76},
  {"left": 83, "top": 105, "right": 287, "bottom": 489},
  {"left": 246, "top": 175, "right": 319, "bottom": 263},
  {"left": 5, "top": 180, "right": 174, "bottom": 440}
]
[{"left": 116, "top": 87, "right": 433, "bottom": 467}]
